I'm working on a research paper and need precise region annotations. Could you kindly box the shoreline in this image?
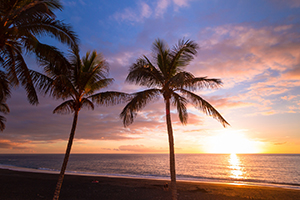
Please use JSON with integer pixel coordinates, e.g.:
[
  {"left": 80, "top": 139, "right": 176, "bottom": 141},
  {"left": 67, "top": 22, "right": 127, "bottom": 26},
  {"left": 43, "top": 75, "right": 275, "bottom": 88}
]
[
  {"left": 1, "top": 164, "right": 300, "bottom": 191},
  {"left": 1, "top": 168, "right": 300, "bottom": 200}
]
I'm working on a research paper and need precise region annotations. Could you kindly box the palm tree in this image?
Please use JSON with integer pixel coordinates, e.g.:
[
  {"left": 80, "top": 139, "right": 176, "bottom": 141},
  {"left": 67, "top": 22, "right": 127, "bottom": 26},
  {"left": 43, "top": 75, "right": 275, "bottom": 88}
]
[
  {"left": 120, "top": 38, "right": 229, "bottom": 200},
  {"left": 32, "top": 48, "right": 129, "bottom": 200},
  {"left": 0, "top": 0, "right": 78, "bottom": 105}
]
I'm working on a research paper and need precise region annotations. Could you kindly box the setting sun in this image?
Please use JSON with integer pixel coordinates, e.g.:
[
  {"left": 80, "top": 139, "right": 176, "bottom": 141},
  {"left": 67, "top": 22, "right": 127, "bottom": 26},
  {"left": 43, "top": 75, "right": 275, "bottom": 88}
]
[{"left": 205, "top": 130, "right": 262, "bottom": 154}]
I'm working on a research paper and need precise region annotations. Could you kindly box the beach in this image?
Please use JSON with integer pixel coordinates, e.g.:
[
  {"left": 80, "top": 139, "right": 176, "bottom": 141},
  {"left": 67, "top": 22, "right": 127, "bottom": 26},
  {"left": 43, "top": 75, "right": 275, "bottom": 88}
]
[{"left": 1, "top": 169, "right": 300, "bottom": 200}]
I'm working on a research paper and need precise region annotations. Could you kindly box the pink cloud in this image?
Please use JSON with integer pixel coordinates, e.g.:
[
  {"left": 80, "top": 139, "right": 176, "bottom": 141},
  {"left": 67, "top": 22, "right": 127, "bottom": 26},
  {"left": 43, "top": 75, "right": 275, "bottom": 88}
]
[
  {"left": 192, "top": 24, "right": 300, "bottom": 84},
  {"left": 204, "top": 95, "right": 254, "bottom": 109},
  {"left": 113, "top": 2, "right": 152, "bottom": 23},
  {"left": 284, "top": 62, "right": 300, "bottom": 79},
  {"left": 281, "top": 95, "right": 299, "bottom": 100},
  {"left": 190, "top": 24, "right": 300, "bottom": 116}
]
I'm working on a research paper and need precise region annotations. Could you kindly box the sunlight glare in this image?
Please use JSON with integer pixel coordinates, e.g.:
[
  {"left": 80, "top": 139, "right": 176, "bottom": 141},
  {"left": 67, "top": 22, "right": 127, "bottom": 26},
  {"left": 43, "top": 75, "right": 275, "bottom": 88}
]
[
  {"left": 229, "top": 153, "right": 244, "bottom": 179},
  {"left": 205, "top": 129, "right": 261, "bottom": 154}
]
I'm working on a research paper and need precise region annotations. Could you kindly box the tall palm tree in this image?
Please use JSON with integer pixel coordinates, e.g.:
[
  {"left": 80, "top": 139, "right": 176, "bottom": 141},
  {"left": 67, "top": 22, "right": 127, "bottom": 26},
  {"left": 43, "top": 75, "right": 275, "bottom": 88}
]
[
  {"left": 121, "top": 38, "right": 229, "bottom": 200},
  {"left": 32, "top": 48, "right": 129, "bottom": 200},
  {"left": 0, "top": 0, "right": 78, "bottom": 105}
]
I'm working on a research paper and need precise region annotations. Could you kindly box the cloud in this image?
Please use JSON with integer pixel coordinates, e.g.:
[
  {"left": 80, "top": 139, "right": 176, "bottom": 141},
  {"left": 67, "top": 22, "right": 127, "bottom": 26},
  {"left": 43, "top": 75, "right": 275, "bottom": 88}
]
[
  {"left": 155, "top": 0, "right": 170, "bottom": 17},
  {"left": 204, "top": 95, "right": 254, "bottom": 110},
  {"left": 155, "top": 0, "right": 191, "bottom": 17},
  {"left": 274, "top": 142, "right": 287, "bottom": 145},
  {"left": 4, "top": 89, "right": 139, "bottom": 142},
  {"left": 117, "top": 145, "right": 167, "bottom": 153},
  {"left": 0, "top": 139, "right": 29, "bottom": 150},
  {"left": 190, "top": 24, "right": 300, "bottom": 116},
  {"left": 284, "top": 61, "right": 300, "bottom": 79},
  {"left": 194, "top": 24, "right": 300, "bottom": 81},
  {"left": 173, "top": 0, "right": 190, "bottom": 7},
  {"left": 113, "top": 0, "right": 192, "bottom": 23},
  {"left": 281, "top": 95, "right": 299, "bottom": 100},
  {"left": 113, "top": 2, "right": 152, "bottom": 23}
]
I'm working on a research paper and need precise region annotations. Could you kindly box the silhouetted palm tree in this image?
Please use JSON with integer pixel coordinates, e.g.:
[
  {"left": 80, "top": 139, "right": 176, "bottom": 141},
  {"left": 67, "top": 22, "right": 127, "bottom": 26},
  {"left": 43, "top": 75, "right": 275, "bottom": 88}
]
[
  {"left": 33, "top": 48, "right": 129, "bottom": 200},
  {"left": 0, "top": 0, "right": 78, "bottom": 104},
  {"left": 121, "top": 38, "right": 229, "bottom": 200}
]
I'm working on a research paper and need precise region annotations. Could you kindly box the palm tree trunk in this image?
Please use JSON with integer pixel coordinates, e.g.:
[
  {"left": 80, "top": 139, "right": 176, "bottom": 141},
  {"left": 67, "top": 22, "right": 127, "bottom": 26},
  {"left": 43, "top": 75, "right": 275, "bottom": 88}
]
[
  {"left": 53, "top": 109, "right": 79, "bottom": 200},
  {"left": 165, "top": 98, "right": 177, "bottom": 200}
]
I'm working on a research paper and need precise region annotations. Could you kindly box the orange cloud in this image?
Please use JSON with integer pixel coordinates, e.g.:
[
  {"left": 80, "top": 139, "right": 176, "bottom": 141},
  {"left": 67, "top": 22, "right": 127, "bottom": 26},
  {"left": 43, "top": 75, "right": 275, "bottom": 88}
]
[
  {"left": 117, "top": 145, "right": 167, "bottom": 153},
  {"left": 0, "top": 139, "right": 29, "bottom": 150}
]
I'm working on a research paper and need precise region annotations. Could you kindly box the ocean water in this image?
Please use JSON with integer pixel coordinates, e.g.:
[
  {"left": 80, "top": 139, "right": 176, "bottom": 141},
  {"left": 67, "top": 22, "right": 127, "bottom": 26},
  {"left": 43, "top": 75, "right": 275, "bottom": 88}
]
[{"left": 0, "top": 154, "right": 299, "bottom": 189}]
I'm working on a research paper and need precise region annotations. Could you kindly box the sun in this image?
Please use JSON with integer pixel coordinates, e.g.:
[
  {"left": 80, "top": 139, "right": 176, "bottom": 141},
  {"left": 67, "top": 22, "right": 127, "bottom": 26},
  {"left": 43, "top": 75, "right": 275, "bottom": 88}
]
[{"left": 204, "top": 129, "right": 261, "bottom": 154}]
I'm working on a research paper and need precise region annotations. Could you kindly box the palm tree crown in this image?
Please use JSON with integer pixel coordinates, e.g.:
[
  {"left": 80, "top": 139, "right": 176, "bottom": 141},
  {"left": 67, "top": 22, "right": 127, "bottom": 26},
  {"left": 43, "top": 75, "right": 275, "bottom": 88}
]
[
  {"left": 0, "top": 0, "right": 78, "bottom": 105},
  {"left": 121, "top": 38, "right": 229, "bottom": 127},
  {"left": 48, "top": 50, "right": 120, "bottom": 113},
  {"left": 121, "top": 38, "right": 229, "bottom": 200}
]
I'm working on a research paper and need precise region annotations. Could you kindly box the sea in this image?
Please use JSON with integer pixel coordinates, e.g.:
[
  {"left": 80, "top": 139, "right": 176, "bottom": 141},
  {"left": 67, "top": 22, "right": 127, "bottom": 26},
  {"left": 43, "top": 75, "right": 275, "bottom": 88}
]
[{"left": 0, "top": 154, "right": 299, "bottom": 190}]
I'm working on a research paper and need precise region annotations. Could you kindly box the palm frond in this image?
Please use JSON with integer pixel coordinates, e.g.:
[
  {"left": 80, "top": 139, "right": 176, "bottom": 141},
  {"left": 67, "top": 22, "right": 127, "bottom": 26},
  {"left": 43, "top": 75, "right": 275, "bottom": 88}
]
[
  {"left": 181, "top": 89, "right": 230, "bottom": 127},
  {"left": 2, "top": 44, "right": 20, "bottom": 86},
  {"left": 82, "top": 51, "right": 97, "bottom": 72},
  {"left": 5, "top": 50, "right": 39, "bottom": 105},
  {"left": 0, "top": 70, "right": 11, "bottom": 100},
  {"left": 29, "top": 69, "right": 53, "bottom": 94},
  {"left": 126, "top": 57, "right": 163, "bottom": 87},
  {"left": 90, "top": 91, "right": 131, "bottom": 106},
  {"left": 168, "top": 72, "right": 223, "bottom": 91},
  {"left": 0, "top": 97, "right": 10, "bottom": 131},
  {"left": 22, "top": 33, "right": 71, "bottom": 75},
  {"left": 12, "top": 0, "right": 62, "bottom": 22},
  {"left": 51, "top": 74, "right": 76, "bottom": 99},
  {"left": 0, "top": 0, "right": 78, "bottom": 106},
  {"left": 85, "top": 78, "right": 114, "bottom": 96},
  {"left": 0, "top": 116, "right": 6, "bottom": 131},
  {"left": 182, "top": 76, "right": 223, "bottom": 91},
  {"left": 170, "top": 39, "right": 198, "bottom": 73},
  {"left": 152, "top": 39, "right": 170, "bottom": 77},
  {"left": 0, "top": 101, "right": 9, "bottom": 114},
  {"left": 81, "top": 98, "right": 94, "bottom": 110},
  {"left": 79, "top": 64, "right": 109, "bottom": 91},
  {"left": 120, "top": 89, "right": 161, "bottom": 127},
  {"left": 171, "top": 92, "right": 188, "bottom": 124},
  {"left": 168, "top": 71, "right": 194, "bottom": 89},
  {"left": 53, "top": 100, "right": 75, "bottom": 114},
  {"left": 19, "top": 16, "right": 78, "bottom": 47}
]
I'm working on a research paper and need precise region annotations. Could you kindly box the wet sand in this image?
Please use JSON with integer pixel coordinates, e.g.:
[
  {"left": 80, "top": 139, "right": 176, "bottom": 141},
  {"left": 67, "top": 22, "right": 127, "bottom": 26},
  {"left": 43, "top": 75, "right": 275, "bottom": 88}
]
[{"left": 0, "top": 169, "right": 299, "bottom": 200}]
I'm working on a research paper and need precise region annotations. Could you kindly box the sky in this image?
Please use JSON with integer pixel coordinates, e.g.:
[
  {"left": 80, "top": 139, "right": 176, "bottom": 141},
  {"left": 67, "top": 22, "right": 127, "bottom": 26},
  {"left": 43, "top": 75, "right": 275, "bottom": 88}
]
[{"left": 1, "top": 0, "right": 300, "bottom": 154}]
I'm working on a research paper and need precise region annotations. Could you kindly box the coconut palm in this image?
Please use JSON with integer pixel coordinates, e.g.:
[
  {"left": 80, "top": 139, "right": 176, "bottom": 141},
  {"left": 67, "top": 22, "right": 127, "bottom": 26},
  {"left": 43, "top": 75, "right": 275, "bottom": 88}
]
[
  {"left": 32, "top": 48, "right": 129, "bottom": 200},
  {"left": 0, "top": 0, "right": 78, "bottom": 105},
  {"left": 120, "top": 38, "right": 229, "bottom": 200}
]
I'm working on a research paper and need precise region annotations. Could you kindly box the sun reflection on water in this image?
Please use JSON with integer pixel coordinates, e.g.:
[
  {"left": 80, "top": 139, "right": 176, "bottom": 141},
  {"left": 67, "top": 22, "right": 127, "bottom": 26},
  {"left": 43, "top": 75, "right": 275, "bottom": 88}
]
[{"left": 229, "top": 153, "right": 244, "bottom": 179}]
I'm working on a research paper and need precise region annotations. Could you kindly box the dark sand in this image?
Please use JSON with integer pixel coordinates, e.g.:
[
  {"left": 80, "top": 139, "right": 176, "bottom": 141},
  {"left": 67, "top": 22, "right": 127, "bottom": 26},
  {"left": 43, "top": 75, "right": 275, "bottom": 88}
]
[{"left": 0, "top": 169, "right": 300, "bottom": 200}]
